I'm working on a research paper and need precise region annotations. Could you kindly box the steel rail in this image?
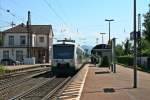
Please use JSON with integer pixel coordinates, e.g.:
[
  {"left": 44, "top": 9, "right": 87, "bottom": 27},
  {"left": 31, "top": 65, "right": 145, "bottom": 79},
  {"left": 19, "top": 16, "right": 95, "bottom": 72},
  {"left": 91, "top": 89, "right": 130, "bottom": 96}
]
[
  {"left": 0, "top": 69, "right": 51, "bottom": 91},
  {"left": 41, "top": 77, "right": 71, "bottom": 100},
  {"left": 10, "top": 77, "right": 56, "bottom": 100}
]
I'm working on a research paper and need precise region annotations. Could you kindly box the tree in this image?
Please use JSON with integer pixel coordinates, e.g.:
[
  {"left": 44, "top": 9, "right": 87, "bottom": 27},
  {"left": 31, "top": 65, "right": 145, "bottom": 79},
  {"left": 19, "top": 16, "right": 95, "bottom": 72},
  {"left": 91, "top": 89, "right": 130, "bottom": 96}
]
[
  {"left": 124, "top": 39, "right": 132, "bottom": 55},
  {"left": 140, "top": 38, "right": 150, "bottom": 56},
  {"left": 115, "top": 44, "right": 124, "bottom": 56},
  {"left": 143, "top": 4, "right": 150, "bottom": 43}
]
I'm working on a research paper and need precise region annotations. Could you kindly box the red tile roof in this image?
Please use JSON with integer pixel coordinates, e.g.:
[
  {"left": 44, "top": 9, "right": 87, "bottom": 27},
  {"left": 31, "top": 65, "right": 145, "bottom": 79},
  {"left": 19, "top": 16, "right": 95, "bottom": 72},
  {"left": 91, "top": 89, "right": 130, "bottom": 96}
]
[{"left": 3, "top": 23, "right": 53, "bottom": 35}]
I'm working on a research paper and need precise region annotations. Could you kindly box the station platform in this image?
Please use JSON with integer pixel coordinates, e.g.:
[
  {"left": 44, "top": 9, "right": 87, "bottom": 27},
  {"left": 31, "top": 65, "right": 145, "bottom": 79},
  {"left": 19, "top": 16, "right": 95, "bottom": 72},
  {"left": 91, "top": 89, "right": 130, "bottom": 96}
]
[{"left": 80, "top": 64, "right": 150, "bottom": 100}]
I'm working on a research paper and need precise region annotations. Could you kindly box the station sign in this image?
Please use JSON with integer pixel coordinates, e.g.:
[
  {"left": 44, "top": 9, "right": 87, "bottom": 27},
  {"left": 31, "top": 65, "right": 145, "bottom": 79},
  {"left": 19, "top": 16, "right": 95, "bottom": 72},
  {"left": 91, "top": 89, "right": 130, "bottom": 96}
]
[{"left": 130, "top": 31, "right": 141, "bottom": 40}]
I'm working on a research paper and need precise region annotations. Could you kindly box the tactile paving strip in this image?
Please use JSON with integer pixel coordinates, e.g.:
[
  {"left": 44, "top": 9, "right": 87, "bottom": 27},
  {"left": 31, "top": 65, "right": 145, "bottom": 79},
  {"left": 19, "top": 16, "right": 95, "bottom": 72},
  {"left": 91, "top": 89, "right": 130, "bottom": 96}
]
[{"left": 58, "top": 64, "right": 89, "bottom": 100}]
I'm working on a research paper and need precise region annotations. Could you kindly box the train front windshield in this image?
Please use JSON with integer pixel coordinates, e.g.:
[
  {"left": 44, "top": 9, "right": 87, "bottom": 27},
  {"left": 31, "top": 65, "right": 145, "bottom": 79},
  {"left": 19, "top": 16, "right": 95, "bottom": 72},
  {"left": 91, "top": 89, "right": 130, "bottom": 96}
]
[{"left": 53, "top": 45, "right": 74, "bottom": 59}]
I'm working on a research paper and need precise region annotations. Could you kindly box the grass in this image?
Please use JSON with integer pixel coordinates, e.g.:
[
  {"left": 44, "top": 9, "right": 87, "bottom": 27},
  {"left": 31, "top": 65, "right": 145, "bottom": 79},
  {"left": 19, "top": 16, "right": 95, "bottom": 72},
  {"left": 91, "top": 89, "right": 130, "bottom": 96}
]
[{"left": 0, "top": 65, "right": 8, "bottom": 74}]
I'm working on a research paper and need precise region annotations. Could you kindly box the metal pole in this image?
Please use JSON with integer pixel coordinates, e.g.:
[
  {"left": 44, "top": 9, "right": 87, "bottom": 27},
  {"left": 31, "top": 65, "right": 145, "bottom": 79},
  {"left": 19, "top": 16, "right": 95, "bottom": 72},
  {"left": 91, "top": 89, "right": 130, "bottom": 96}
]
[
  {"left": 133, "top": 0, "right": 137, "bottom": 88},
  {"left": 102, "top": 34, "right": 104, "bottom": 44},
  {"left": 113, "top": 38, "right": 116, "bottom": 73},
  {"left": 109, "top": 22, "right": 110, "bottom": 42},
  {"left": 105, "top": 19, "right": 114, "bottom": 44},
  {"left": 138, "top": 14, "right": 141, "bottom": 67},
  {"left": 112, "top": 38, "right": 116, "bottom": 73}
]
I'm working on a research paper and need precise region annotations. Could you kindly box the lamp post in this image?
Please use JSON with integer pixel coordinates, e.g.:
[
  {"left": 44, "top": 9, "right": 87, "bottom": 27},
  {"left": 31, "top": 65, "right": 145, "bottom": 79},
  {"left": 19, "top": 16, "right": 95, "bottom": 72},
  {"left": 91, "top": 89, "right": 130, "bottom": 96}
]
[
  {"left": 133, "top": 0, "right": 137, "bottom": 88},
  {"left": 100, "top": 33, "right": 106, "bottom": 44},
  {"left": 105, "top": 19, "right": 114, "bottom": 44}
]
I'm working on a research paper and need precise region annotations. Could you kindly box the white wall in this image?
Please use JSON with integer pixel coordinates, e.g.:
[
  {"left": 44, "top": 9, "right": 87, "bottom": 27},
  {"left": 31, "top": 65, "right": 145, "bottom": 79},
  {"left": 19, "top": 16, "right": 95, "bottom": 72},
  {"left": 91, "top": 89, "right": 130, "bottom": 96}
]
[
  {"left": 3, "top": 33, "right": 52, "bottom": 48},
  {"left": 0, "top": 48, "right": 27, "bottom": 61},
  {"left": 4, "top": 33, "right": 28, "bottom": 47},
  {"left": 35, "top": 34, "right": 48, "bottom": 47},
  {"left": 32, "top": 34, "right": 36, "bottom": 47}
]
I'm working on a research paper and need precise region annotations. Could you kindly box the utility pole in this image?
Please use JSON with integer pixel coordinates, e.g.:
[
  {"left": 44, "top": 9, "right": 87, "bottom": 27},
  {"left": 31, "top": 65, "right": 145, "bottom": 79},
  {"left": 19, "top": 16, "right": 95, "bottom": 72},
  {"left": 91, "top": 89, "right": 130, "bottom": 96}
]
[
  {"left": 27, "top": 11, "right": 31, "bottom": 58},
  {"left": 133, "top": 0, "right": 137, "bottom": 88},
  {"left": 138, "top": 14, "right": 141, "bottom": 67},
  {"left": 105, "top": 19, "right": 114, "bottom": 44}
]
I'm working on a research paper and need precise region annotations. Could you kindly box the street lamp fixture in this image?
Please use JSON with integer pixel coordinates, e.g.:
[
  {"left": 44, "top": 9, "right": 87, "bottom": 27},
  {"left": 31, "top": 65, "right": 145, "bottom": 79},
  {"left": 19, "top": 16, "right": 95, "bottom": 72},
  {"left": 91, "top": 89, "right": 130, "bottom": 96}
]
[
  {"left": 100, "top": 33, "right": 106, "bottom": 44},
  {"left": 105, "top": 19, "right": 114, "bottom": 44}
]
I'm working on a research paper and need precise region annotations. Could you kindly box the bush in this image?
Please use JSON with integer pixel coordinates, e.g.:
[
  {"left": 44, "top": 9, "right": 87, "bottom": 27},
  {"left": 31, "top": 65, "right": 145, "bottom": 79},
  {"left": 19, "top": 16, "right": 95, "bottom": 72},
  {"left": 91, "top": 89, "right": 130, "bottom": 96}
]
[
  {"left": 0, "top": 65, "right": 7, "bottom": 74},
  {"left": 100, "top": 56, "right": 110, "bottom": 67},
  {"left": 117, "top": 56, "right": 133, "bottom": 66}
]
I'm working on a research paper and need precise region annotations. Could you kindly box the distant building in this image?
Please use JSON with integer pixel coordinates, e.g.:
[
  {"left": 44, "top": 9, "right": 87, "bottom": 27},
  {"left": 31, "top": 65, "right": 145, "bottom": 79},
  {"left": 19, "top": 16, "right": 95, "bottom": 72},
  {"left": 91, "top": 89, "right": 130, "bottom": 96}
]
[{"left": 0, "top": 23, "right": 53, "bottom": 64}]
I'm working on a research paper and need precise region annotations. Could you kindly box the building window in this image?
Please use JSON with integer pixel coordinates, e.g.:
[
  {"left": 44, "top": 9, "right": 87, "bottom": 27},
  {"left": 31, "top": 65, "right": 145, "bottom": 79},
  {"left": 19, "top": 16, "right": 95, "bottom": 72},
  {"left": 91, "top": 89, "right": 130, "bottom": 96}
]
[
  {"left": 39, "top": 37, "right": 44, "bottom": 43},
  {"left": 16, "top": 50, "right": 23, "bottom": 61},
  {"left": 9, "top": 36, "right": 14, "bottom": 46},
  {"left": 20, "top": 36, "right": 26, "bottom": 45},
  {"left": 3, "top": 51, "right": 9, "bottom": 59}
]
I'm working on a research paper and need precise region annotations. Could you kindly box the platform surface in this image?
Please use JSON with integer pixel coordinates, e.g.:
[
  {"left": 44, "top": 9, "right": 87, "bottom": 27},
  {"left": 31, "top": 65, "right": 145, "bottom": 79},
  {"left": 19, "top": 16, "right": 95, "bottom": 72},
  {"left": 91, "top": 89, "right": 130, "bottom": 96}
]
[{"left": 80, "top": 64, "right": 150, "bottom": 100}]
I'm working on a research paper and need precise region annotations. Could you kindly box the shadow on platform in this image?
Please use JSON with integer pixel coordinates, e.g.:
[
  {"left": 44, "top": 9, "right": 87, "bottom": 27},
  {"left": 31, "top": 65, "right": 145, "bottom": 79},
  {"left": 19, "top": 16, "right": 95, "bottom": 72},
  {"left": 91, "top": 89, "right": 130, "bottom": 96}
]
[
  {"left": 95, "top": 71, "right": 110, "bottom": 74},
  {"left": 83, "top": 87, "right": 134, "bottom": 94}
]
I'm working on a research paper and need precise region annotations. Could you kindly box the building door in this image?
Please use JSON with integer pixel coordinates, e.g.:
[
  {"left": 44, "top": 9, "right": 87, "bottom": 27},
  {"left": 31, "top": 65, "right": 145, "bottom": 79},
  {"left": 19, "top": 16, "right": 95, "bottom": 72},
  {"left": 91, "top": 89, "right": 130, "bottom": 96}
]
[
  {"left": 3, "top": 51, "right": 9, "bottom": 59},
  {"left": 38, "top": 50, "right": 45, "bottom": 63},
  {"left": 16, "top": 50, "right": 23, "bottom": 61}
]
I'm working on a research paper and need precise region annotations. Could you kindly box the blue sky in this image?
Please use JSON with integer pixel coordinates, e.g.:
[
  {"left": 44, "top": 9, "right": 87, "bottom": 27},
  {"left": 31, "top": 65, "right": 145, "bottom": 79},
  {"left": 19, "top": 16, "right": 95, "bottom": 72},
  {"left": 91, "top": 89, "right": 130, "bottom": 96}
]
[{"left": 0, "top": 0, "right": 149, "bottom": 46}]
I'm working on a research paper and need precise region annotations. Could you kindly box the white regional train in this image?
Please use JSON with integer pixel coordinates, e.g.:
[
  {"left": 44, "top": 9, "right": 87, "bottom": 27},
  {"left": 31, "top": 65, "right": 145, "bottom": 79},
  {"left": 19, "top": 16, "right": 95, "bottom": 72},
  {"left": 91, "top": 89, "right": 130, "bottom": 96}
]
[{"left": 51, "top": 40, "right": 86, "bottom": 76}]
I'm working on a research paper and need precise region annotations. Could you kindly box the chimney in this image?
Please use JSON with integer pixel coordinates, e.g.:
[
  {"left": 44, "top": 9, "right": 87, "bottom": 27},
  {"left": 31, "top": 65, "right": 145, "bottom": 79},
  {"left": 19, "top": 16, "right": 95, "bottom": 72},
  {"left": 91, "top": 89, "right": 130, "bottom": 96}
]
[{"left": 27, "top": 11, "right": 31, "bottom": 27}]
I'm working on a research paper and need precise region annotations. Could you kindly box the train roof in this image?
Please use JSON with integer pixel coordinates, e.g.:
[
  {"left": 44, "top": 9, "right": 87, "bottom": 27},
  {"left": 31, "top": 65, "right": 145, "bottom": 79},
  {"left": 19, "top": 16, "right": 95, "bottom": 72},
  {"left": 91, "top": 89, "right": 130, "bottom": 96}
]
[{"left": 53, "top": 43, "right": 85, "bottom": 52}]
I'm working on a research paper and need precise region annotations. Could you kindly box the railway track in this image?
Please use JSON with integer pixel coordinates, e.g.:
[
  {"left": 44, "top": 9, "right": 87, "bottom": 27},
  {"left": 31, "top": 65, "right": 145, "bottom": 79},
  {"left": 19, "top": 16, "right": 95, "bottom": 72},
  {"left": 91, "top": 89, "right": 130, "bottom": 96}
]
[
  {"left": 10, "top": 77, "right": 71, "bottom": 100},
  {"left": 43, "top": 64, "right": 89, "bottom": 100},
  {"left": 0, "top": 66, "right": 49, "bottom": 80},
  {"left": 0, "top": 66, "right": 50, "bottom": 81},
  {"left": 0, "top": 67, "right": 51, "bottom": 91},
  {"left": 0, "top": 64, "right": 88, "bottom": 100},
  {"left": 0, "top": 71, "right": 53, "bottom": 100}
]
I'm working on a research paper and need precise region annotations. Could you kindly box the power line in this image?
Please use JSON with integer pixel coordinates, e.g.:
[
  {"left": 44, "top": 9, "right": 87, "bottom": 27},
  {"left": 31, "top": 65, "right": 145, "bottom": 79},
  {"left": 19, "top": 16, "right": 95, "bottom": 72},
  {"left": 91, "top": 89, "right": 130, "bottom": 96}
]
[
  {"left": 0, "top": 6, "right": 25, "bottom": 23},
  {"left": 43, "top": 0, "right": 78, "bottom": 38},
  {"left": 44, "top": 0, "right": 67, "bottom": 24},
  {"left": 54, "top": 0, "right": 69, "bottom": 22}
]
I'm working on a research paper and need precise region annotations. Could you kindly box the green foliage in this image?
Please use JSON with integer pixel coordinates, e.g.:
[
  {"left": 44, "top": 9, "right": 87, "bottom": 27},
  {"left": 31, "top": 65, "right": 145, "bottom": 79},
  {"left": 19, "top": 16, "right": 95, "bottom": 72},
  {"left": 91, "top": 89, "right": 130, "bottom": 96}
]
[
  {"left": 0, "top": 65, "right": 7, "bottom": 74},
  {"left": 123, "top": 39, "right": 132, "bottom": 55},
  {"left": 117, "top": 56, "right": 133, "bottom": 66},
  {"left": 115, "top": 44, "right": 124, "bottom": 56},
  {"left": 100, "top": 56, "right": 110, "bottom": 67},
  {"left": 139, "top": 38, "right": 150, "bottom": 56},
  {"left": 143, "top": 4, "right": 150, "bottom": 43},
  {"left": 142, "top": 49, "right": 150, "bottom": 56}
]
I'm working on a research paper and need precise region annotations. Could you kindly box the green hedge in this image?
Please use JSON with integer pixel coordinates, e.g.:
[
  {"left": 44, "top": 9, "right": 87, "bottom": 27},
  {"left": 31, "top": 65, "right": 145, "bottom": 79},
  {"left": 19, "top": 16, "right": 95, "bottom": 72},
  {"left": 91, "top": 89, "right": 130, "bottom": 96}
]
[
  {"left": 117, "top": 56, "right": 133, "bottom": 66},
  {"left": 100, "top": 56, "right": 110, "bottom": 67}
]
